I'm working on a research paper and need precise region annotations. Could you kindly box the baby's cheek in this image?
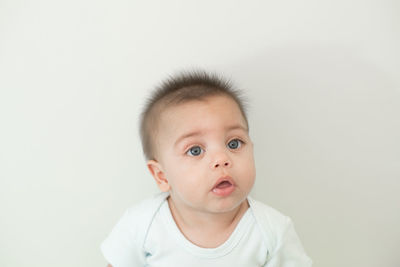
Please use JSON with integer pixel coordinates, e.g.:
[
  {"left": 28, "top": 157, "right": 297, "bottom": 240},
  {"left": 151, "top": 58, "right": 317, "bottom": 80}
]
[{"left": 241, "top": 157, "right": 256, "bottom": 181}]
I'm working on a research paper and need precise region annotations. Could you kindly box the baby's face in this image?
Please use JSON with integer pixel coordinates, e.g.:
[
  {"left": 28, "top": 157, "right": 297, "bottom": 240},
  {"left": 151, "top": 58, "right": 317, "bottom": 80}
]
[{"left": 149, "top": 95, "right": 255, "bottom": 213}]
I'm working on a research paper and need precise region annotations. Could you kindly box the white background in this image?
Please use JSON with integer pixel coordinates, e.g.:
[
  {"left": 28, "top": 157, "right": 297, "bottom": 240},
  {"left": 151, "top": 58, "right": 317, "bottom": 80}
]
[{"left": 1, "top": 1, "right": 399, "bottom": 266}]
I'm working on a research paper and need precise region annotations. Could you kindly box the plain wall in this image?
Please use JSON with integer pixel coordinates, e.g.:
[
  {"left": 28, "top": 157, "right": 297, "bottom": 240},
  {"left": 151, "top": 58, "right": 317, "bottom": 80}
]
[{"left": 0, "top": 1, "right": 399, "bottom": 266}]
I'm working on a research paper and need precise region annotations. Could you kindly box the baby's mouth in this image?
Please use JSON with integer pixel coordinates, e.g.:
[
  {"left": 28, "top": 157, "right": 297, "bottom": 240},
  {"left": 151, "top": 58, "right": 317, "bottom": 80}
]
[
  {"left": 212, "top": 177, "right": 236, "bottom": 196},
  {"left": 212, "top": 175, "right": 235, "bottom": 189},
  {"left": 215, "top": 181, "right": 232, "bottom": 189}
]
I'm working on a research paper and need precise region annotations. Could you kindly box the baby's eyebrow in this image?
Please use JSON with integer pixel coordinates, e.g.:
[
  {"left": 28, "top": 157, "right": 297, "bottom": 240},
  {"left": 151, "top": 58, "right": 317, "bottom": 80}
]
[
  {"left": 173, "top": 124, "right": 247, "bottom": 147},
  {"left": 174, "top": 130, "right": 204, "bottom": 147}
]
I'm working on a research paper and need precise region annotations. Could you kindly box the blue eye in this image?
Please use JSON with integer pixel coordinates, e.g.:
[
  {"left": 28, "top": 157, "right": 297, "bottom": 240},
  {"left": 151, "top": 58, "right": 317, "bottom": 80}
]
[
  {"left": 186, "top": 146, "right": 203, "bottom": 156},
  {"left": 227, "top": 139, "right": 242, "bottom": 149}
]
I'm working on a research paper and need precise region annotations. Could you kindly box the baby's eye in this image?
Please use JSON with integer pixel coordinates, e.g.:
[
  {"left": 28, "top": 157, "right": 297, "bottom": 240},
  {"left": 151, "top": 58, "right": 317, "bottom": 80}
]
[
  {"left": 227, "top": 139, "right": 242, "bottom": 150},
  {"left": 186, "top": 146, "right": 204, "bottom": 156}
]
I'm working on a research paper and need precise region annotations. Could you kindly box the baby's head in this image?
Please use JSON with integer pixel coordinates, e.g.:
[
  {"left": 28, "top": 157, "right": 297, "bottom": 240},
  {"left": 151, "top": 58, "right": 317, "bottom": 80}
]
[{"left": 139, "top": 71, "right": 256, "bottom": 213}]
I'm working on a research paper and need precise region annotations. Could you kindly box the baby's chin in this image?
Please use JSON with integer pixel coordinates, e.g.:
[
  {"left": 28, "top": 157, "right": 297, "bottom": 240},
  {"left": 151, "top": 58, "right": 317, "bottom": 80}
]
[
  {"left": 205, "top": 195, "right": 249, "bottom": 214},
  {"left": 169, "top": 190, "right": 248, "bottom": 213}
]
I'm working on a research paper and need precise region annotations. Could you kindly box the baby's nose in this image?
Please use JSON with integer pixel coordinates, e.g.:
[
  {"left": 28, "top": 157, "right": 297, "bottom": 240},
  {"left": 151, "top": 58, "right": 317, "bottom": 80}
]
[
  {"left": 214, "top": 161, "right": 230, "bottom": 168},
  {"left": 211, "top": 153, "right": 232, "bottom": 169}
]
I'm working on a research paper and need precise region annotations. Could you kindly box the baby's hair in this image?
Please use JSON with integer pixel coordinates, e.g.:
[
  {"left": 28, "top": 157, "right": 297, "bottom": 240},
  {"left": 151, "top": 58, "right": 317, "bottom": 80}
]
[{"left": 139, "top": 70, "right": 249, "bottom": 161}]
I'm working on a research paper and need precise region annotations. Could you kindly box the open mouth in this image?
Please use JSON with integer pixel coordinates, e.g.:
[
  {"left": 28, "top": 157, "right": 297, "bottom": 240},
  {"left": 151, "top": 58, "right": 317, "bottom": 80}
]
[
  {"left": 215, "top": 181, "right": 232, "bottom": 188},
  {"left": 212, "top": 179, "right": 235, "bottom": 197}
]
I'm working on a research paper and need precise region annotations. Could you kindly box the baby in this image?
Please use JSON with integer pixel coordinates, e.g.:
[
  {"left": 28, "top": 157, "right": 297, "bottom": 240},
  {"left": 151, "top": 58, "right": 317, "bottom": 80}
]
[{"left": 101, "top": 71, "right": 312, "bottom": 267}]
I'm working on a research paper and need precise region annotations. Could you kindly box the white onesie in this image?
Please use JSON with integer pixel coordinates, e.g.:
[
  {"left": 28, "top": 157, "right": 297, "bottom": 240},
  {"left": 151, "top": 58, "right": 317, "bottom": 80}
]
[{"left": 101, "top": 192, "right": 312, "bottom": 267}]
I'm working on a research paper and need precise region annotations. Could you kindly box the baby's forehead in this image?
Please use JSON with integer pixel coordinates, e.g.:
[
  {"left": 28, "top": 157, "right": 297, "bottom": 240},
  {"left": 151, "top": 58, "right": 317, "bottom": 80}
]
[
  {"left": 159, "top": 99, "right": 246, "bottom": 133},
  {"left": 164, "top": 95, "right": 245, "bottom": 122},
  {"left": 164, "top": 94, "right": 237, "bottom": 111}
]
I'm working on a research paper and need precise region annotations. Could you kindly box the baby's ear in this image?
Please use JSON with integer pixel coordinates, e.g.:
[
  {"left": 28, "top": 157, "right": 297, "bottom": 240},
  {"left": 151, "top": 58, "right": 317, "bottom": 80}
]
[{"left": 147, "top": 160, "right": 170, "bottom": 192}]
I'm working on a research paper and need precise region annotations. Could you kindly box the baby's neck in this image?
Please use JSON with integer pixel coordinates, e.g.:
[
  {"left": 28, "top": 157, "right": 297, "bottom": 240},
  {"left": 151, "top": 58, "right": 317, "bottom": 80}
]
[{"left": 167, "top": 197, "right": 249, "bottom": 248}]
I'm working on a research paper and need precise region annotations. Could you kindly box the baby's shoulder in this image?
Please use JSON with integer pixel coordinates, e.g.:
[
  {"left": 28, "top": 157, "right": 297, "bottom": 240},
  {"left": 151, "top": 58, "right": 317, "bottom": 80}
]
[
  {"left": 105, "top": 192, "right": 169, "bottom": 246},
  {"left": 101, "top": 193, "right": 169, "bottom": 266},
  {"left": 123, "top": 192, "right": 169, "bottom": 222},
  {"left": 248, "top": 196, "right": 289, "bottom": 223},
  {"left": 248, "top": 197, "right": 292, "bottom": 247}
]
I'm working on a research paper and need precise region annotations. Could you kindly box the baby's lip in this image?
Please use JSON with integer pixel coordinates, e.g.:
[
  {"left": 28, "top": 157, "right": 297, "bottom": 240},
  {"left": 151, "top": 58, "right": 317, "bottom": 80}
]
[{"left": 212, "top": 175, "right": 235, "bottom": 190}]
